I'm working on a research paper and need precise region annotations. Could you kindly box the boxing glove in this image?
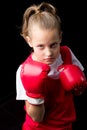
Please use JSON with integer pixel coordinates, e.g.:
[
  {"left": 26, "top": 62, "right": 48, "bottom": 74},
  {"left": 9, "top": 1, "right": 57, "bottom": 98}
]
[
  {"left": 58, "top": 64, "right": 87, "bottom": 93},
  {"left": 20, "top": 56, "right": 50, "bottom": 98}
]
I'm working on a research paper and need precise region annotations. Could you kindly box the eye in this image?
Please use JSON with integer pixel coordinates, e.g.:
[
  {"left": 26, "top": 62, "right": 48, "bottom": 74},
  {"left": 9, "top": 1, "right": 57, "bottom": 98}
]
[
  {"left": 37, "top": 44, "right": 44, "bottom": 49},
  {"left": 50, "top": 42, "right": 58, "bottom": 48}
]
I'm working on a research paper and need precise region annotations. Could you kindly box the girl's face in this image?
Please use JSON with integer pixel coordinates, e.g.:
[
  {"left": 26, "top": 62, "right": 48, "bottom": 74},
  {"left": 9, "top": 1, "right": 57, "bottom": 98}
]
[{"left": 27, "top": 25, "right": 62, "bottom": 65}]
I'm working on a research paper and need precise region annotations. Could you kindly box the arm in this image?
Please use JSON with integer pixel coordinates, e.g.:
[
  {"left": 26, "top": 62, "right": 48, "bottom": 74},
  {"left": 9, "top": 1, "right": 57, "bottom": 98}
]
[
  {"left": 25, "top": 100, "right": 45, "bottom": 122},
  {"left": 20, "top": 56, "right": 50, "bottom": 122},
  {"left": 16, "top": 65, "right": 45, "bottom": 122}
]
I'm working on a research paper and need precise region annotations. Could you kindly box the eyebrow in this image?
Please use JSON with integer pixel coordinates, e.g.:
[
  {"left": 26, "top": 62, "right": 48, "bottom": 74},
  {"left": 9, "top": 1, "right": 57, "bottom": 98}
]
[{"left": 35, "top": 40, "right": 59, "bottom": 46}]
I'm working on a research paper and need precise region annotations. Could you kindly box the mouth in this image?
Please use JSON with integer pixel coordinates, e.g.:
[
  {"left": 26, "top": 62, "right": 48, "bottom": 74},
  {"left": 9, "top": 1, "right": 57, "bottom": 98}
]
[{"left": 44, "top": 58, "right": 55, "bottom": 63}]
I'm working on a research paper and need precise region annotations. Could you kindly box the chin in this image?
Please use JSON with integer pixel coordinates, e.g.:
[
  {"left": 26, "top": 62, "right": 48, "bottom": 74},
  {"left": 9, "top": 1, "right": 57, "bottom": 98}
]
[
  {"left": 45, "top": 61, "right": 55, "bottom": 65},
  {"left": 40, "top": 59, "right": 55, "bottom": 65}
]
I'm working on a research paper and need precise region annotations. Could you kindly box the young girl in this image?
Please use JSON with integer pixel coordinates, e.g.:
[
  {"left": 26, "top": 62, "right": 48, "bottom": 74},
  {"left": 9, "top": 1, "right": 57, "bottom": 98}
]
[{"left": 16, "top": 2, "right": 87, "bottom": 130}]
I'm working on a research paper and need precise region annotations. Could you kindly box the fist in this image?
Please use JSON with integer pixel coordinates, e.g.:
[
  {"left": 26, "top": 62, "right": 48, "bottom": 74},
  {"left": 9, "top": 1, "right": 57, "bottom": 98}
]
[
  {"left": 58, "top": 64, "right": 87, "bottom": 92},
  {"left": 20, "top": 56, "right": 50, "bottom": 98}
]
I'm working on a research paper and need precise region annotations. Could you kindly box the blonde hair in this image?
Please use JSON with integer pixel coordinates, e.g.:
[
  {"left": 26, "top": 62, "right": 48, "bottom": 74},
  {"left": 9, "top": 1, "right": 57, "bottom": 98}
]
[{"left": 21, "top": 2, "right": 62, "bottom": 39}]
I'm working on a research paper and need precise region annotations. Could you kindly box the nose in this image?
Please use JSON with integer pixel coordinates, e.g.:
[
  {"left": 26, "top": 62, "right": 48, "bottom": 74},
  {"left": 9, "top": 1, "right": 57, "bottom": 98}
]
[{"left": 45, "top": 48, "right": 53, "bottom": 57}]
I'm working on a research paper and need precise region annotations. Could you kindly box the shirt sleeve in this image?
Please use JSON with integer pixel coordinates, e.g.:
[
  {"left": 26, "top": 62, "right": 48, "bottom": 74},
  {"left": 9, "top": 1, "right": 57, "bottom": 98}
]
[
  {"left": 69, "top": 48, "right": 84, "bottom": 71},
  {"left": 16, "top": 65, "right": 44, "bottom": 105}
]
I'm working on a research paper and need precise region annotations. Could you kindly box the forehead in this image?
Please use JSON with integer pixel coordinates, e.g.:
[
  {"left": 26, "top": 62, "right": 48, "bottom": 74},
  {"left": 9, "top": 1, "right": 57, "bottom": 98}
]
[
  {"left": 30, "top": 25, "right": 59, "bottom": 42},
  {"left": 31, "top": 24, "right": 59, "bottom": 33}
]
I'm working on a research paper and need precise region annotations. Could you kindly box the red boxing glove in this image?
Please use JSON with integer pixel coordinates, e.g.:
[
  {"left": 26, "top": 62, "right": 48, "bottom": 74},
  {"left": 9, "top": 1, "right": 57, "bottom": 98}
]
[
  {"left": 20, "top": 56, "right": 50, "bottom": 98},
  {"left": 58, "top": 64, "right": 87, "bottom": 94}
]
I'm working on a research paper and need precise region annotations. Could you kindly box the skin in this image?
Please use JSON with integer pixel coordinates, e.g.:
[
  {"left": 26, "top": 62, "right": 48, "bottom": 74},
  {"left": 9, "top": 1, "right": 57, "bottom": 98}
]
[
  {"left": 25, "top": 25, "right": 62, "bottom": 122},
  {"left": 25, "top": 101, "right": 45, "bottom": 122}
]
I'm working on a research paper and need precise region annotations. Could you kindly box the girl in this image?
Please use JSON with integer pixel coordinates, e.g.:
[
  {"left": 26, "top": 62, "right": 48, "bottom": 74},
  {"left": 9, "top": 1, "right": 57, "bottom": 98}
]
[{"left": 16, "top": 2, "right": 87, "bottom": 130}]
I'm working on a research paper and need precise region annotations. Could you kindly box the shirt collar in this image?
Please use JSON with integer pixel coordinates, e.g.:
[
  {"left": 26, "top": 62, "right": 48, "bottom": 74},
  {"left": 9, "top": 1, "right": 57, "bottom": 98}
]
[{"left": 48, "top": 54, "right": 63, "bottom": 79}]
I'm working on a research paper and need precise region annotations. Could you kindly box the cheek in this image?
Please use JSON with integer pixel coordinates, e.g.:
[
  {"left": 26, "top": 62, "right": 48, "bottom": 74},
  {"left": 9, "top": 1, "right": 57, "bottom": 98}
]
[
  {"left": 54, "top": 47, "right": 60, "bottom": 56},
  {"left": 34, "top": 49, "right": 43, "bottom": 57}
]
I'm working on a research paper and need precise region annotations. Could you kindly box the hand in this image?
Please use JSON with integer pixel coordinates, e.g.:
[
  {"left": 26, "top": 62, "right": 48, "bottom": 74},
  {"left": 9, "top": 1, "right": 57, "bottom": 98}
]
[
  {"left": 20, "top": 56, "right": 50, "bottom": 98},
  {"left": 58, "top": 64, "right": 87, "bottom": 92}
]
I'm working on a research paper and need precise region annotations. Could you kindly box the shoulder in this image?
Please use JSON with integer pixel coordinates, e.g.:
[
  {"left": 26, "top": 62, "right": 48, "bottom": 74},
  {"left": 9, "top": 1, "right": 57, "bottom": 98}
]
[
  {"left": 60, "top": 46, "right": 84, "bottom": 71},
  {"left": 60, "top": 45, "right": 72, "bottom": 58},
  {"left": 60, "top": 46, "right": 72, "bottom": 64},
  {"left": 60, "top": 45, "right": 71, "bottom": 53}
]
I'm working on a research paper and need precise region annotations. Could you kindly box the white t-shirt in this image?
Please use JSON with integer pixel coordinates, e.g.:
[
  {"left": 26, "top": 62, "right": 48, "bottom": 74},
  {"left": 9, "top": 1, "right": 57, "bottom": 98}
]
[{"left": 16, "top": 48, "right": 84, "bottom": 105}]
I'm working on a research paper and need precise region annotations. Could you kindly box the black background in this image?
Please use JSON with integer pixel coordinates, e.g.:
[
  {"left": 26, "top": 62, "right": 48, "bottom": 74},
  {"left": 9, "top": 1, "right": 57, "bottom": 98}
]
[{"left": 0, "top": 0, "right": 87, "bottom": 129}]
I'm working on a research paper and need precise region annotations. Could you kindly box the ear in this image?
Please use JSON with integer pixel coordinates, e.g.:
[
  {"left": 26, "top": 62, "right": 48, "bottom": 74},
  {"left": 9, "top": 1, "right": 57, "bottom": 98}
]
[{"left": 25, "top": 36, "right": 33, "bottom": 47}]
